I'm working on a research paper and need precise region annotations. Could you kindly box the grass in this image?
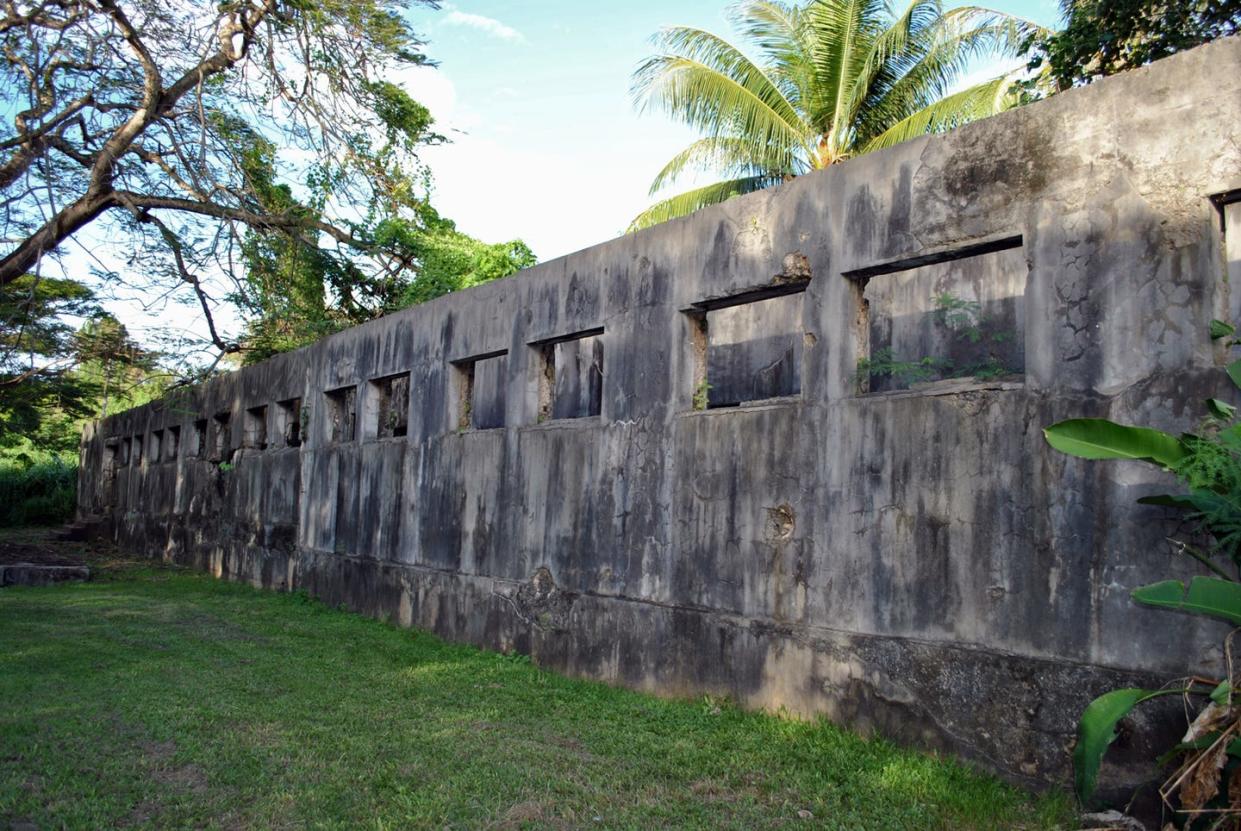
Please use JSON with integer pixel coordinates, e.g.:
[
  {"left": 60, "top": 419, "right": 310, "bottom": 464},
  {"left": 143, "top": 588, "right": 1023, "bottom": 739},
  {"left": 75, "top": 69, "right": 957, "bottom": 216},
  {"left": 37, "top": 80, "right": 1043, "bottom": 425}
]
[{"left": 0, "top": 564, "right": 1075, "bottom": 830}]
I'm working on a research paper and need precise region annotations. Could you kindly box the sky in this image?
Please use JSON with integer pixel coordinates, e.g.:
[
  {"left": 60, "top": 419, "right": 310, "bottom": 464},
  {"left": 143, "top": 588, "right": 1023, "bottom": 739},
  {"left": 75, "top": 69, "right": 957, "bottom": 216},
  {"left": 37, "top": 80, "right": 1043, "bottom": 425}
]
[{"left": 66, "top": 0, "right": 1064, "bottom": 356}]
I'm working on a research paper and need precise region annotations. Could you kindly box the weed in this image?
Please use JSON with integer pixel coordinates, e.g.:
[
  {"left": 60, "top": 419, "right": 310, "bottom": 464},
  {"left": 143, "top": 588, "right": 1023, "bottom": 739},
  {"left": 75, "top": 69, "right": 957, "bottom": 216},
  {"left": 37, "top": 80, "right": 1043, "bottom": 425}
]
[{"left": 693, "top": 378, "right": 712, "bottom": 410}]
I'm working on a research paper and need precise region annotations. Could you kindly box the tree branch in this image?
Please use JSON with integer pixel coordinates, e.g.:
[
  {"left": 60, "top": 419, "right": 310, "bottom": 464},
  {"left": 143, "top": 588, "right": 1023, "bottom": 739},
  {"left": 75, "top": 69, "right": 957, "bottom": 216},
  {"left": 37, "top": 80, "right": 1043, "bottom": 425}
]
[
  {"left": 115, "top": 191, "right": 365, "bottom": 248},
  {"left": 130, "top": 208, "right": 237, "bottom": 355}
]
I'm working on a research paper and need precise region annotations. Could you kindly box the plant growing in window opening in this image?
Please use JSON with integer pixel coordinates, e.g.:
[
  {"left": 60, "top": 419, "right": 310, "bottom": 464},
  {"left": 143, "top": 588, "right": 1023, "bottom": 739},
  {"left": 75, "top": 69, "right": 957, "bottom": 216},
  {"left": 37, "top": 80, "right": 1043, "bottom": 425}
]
[
  {"left": 693, "top": 378, "right": 713, "bottom": 410},
  {"left": 1044, "top": 320, "right": 1241, "bottom": 820},
  {"left": 856, "top": 292, "right": 1018, "bottom": 391}
]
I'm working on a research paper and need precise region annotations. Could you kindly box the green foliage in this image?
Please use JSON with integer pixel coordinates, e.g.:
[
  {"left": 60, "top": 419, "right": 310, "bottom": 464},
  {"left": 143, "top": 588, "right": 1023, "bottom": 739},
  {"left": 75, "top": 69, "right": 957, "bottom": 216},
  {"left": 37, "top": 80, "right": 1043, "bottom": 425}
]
[
  {"left": 394, "top": 209, "right": 536, "bottom": 308},
  {"left": 630, "top": 1, "right": 1046, "bottom": 228},
  {"left": 855, "top": 292, "right": 1019, "bottom": 391},
  {"left": 933, "top": 292, "right": 984, "bottom": 341},
  {"left": 1041, "top": 418, "right": 1189, "bottom": 467},
  {"left": 855, "top": 348, "right": 944, "bottom": 389},
  {"left": 0, "top": 275, "right": 97, "bottom": 360},
  {"left": 1, "top": 277, "right": 162, "bottom": 451},
  {"left": 693, "top": 378, "right": 713, "bottom": 410},
  {"left": 1131, "top": 577, "right": 1241, "bottom": 626},
  {"left": 1073, "top": 688, "right": 1180, "bottom": 804},
  {"left": 1026, "top": 0, "right": 1241, "bottom": 90},
  {"left": 233, "top": 155, "right": 536, "bottom": 364},
  {"left": 0, "top": 456, "right": 76, "bottom": 527},
  {"left": 366, "top": 80, "right": 439, "bottom": 149}
]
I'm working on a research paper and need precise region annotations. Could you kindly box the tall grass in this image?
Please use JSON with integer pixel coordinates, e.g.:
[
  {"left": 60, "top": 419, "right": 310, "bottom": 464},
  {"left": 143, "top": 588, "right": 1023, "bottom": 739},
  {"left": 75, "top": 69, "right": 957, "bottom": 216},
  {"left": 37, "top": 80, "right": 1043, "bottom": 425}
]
[{"left": 0, "top": 454, "right": 76, "bottom": 527}]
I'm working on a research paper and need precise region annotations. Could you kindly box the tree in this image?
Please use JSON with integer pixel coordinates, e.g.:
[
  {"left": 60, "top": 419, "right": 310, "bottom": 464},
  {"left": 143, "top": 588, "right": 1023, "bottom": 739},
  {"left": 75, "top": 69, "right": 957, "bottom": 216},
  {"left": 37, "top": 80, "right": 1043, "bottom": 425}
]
[
  {"left": 0, "top": 275, "right": 156, "bottom": 450},
  {"left": 393, "top": 204, "right": 536, "bottom": 308},
  {"left": 629, "top": 0, "right": 1045, "bottom": 229},
  {"left": 0, "top": 0, "right": 523, "bottom": 365},
  {"left": 1027, "top": 0, "right": 1241, "bottom": 90},
  {"left": 234, "top": 199, "right": 534, "bottom": 364}
]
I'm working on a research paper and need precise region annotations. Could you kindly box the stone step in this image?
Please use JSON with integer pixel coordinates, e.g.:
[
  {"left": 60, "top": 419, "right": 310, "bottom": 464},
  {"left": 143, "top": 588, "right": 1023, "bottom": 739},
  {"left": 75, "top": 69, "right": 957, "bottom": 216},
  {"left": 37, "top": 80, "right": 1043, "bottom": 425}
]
[{"left": 0, "top": 563, "right": 90, "bottom": 588}]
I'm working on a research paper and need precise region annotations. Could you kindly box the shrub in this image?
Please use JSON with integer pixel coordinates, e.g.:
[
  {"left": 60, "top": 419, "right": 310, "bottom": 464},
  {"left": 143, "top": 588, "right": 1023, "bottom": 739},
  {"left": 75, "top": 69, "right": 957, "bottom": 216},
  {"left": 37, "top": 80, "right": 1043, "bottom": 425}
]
[{"left": 0, "top": 456, "right": 77, "bottom": 527}]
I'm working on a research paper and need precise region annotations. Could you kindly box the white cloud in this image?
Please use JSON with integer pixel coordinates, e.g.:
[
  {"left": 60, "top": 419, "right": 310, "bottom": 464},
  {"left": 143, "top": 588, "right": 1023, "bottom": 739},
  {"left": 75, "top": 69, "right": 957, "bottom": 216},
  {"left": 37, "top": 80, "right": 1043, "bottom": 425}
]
[{"left": 442, "top": 8, "right": 525, "bottom": 43}]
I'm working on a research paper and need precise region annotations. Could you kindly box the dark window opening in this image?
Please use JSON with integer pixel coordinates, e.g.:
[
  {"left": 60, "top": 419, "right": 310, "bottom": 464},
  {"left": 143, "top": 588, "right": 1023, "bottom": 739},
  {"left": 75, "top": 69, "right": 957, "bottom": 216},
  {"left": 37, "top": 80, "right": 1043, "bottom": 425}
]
[
  {"left": 121, "top": 437, "right": 132, "bottom": 466},
  {"left": 452, "top": 351, "right": 507, "bottom": 430},
  {"left": 166, "top": 425, "right": 180, "bottom": 460},
  {"left": 371, "top": 373, "right": 410, "bottom": 438},
  {"left": 193, "top": 419, "right": 208, "bottom": 458},
  {"left": 244, "top": 405, "right": 268, "bottom": 450},
  {"left": 277, "top": 398, "right": 303, "bottom": 447},
  {"left": 133, "top": 435, "right": 143, "bottom": 464},
  {"left": 211, "top": 412, "right": 232, "bottom": 462},
  {"left": 532, "top": 330, "right": 603, "bottom": 421},
  {"left": 1222, "top": 195, "right": 1241, "bottom": 325},
  {"left": 150, "top": 430, "right": 163, "bottom": 463},
  {"left": 325, "top": 386, "right": 357, "bottom": 444},
  {"left": 685, "top": 290, "right": 804, "bottom": 409}
]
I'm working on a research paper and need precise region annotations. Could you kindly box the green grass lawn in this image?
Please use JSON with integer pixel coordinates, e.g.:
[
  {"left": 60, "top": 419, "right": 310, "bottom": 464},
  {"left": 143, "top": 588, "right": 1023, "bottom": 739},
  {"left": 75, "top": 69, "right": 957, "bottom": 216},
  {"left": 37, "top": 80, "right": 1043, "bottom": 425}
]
[{"left": 0, "top": 564, "right": 1074, "bottom": 830}]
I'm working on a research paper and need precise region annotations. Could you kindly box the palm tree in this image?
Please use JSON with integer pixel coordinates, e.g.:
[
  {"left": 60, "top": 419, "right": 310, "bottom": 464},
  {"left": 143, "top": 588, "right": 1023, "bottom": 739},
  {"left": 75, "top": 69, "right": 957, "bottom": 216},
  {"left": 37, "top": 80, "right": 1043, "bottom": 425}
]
[{"left": 629, "top": 0, "right": 1045, "bottom": 229}]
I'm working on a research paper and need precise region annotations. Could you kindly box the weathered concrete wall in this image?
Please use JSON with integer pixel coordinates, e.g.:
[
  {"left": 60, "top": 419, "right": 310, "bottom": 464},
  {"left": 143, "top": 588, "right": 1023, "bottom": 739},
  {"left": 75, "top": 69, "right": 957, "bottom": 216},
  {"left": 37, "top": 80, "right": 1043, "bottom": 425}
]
[{"left": 78, "top": 38, "right": 1241, "bottom": 790}]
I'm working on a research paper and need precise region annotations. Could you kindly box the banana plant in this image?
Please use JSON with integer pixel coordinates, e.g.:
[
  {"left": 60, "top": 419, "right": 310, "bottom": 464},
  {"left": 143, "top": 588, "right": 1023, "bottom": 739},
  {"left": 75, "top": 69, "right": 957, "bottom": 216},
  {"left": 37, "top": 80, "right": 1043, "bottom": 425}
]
[{"left": 1044, "top": 321, "right": 1241, "bottom": 814}]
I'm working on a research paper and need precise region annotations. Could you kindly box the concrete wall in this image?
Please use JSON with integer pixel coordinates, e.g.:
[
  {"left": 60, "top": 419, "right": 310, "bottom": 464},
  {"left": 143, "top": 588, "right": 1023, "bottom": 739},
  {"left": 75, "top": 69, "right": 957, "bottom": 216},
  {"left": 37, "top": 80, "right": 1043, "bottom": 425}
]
[{"left": 78, "top": 38, "right": 1241, "bottom": 790}]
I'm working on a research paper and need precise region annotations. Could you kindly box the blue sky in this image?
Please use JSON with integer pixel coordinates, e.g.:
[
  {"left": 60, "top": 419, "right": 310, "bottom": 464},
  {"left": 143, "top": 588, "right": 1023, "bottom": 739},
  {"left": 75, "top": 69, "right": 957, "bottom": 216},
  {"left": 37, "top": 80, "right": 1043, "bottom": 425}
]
[{"left": 399, "top": 0, "right": 1063, "bottom": 262}]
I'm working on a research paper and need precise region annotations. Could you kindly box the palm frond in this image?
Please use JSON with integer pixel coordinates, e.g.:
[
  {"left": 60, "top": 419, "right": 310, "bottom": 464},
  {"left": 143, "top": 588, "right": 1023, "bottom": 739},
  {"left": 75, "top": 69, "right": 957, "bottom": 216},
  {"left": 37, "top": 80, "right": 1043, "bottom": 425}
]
[
  {"left": 853, "top": 0, "right": 944, "bottom": 89},
  {"left": 938, "top": 6, "right": 1049, "bottom": 58},
  {"left": 628, "top": 175, "right": 780, "bottom": 231},
  {"left": 858, "top": 74, "right": 1015, "bottom": 154},
  {"left": 648, "top": 136, "right": 804, "bottom": 195},
  {"left": 854, "top": 7, "right": 1045, "bottom": 144},
  {"left": 632, "top": 25, "right": 809, "bottom": 155},
  {"left": 803, "top": 0, "right": 887, "bottom": 144},
  {"left": 729, "top": 1, "right": 815, "bottom": 109}
]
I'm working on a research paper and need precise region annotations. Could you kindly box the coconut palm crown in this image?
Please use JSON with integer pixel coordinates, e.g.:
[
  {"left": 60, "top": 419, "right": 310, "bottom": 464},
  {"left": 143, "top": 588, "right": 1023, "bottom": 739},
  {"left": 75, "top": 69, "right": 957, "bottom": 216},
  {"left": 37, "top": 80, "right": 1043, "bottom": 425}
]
[{"left": 629, "top": 0, "right": 1045, "bottom": 229}]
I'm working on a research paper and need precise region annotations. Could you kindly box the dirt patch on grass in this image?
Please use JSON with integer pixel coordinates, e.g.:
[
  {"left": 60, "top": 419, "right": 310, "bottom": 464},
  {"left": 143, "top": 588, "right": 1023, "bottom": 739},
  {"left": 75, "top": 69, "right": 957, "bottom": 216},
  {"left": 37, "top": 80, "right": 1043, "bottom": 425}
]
[
  {"left": 0, "top": 527, "right": 125, "bottom": 569},
  {"left": 110, "top": 722, "right": 213, "bottom": 827},
  {"left": 493, "top": 799, "right": 578, "bottom": 830},
  {"left": 0, "top": 538, "right": 84, "bottom": 566}
]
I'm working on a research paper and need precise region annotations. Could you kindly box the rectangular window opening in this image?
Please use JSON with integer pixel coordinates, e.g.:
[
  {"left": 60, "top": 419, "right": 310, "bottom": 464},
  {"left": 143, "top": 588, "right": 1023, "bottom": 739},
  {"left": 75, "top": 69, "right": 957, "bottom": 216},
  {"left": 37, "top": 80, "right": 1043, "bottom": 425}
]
[
  {"left": 211, "top": 412, "right": 232, "bottom": 462},
  {"left": 276, "top": 398, "right": 303, "bottom": 447},
  {"left": 121, "top": 437, "right": 132, "bottom": 466},
  {"left": 845, "top": 236, "right": 1026, "bottom": 395},
  {"left": 371, "top": 373, "right": 410, "bottom": 439},
  {"left": 244, "top": 405, "right": 268, "bottom": 450},
  {"left": 150, "top": 430, "right": 163, "bottom": 463},
  {"left": 166, "top": 425, "right": 180, "bottom": 460},
  {"left": 685, "top": 290, "right": 805, "bottom": 409},
  {"left": 133, "top": 435, "right": 144, "bottom": 465},
  {"left": 452, "top": 350, "right": 507, "bottom": 431},
  {"left": 325, "top": 386, "right": 357, "bottom": 444},
  {"left": 193, "top": 419, "right": 208, "bottom": 458},
  {"left": 531, "top": 329, "right": 603, "bottom": 421},
  {"left": 1220, "top": 193, "right": 1241, "bottom": 326}
]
